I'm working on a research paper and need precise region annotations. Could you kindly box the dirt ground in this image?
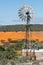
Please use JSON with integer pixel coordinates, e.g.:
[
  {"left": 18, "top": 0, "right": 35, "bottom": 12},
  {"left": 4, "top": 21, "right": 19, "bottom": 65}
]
[{"left": 35, "top": 52, "right": 43, "bottom": 60}]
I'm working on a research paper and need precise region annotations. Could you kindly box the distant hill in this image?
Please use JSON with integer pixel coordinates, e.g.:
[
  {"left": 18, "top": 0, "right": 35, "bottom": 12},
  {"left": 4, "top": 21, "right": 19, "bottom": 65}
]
[{"left": 0, "top": 24, "right": 43, "bottom": 31}]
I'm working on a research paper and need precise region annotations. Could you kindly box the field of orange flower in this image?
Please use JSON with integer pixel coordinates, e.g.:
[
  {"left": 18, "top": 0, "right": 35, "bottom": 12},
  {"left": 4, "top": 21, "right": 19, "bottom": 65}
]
[{"left": 0, "top": 31, "right": 43, "bottom": 42}]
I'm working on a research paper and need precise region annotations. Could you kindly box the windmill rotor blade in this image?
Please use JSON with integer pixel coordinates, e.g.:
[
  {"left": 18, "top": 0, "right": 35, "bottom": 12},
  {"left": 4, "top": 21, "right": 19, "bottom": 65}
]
[
  {"left": 18, "top": 12, "right": 23, "bottom": 14},
  {"left": 18, "top": 14, "right": 23, "bottom": 16}
]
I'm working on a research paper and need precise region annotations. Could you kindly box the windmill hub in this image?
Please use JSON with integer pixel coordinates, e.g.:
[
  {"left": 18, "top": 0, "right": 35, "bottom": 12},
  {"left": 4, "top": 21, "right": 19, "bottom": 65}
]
[{"left": 26, "top": 11, "right": 29, "bottom": 15}]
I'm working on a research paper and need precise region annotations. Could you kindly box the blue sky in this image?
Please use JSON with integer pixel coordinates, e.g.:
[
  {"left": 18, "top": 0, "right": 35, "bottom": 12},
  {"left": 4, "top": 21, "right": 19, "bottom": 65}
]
[{"left": 0, "top": 0, "right": 43, "bottom": 25}]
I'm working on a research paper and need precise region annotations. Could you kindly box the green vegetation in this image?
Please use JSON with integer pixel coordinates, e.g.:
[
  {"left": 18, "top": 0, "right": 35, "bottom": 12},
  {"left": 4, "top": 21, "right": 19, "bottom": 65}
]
[
  {"left": 0, "top": 24, "right": 43, "bottom": 31},
  {"left": 0, "top": 39, "right": 43, "bottom": 64}
]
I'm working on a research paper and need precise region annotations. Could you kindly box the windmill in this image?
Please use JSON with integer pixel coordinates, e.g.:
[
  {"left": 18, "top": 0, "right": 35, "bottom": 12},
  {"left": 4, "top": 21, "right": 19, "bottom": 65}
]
[
  {"left": 18, "top": 5, "right": 33, "bottom": 45},
  {"left": 18, "top": 6, "right": 36, "bottom": 60}
]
